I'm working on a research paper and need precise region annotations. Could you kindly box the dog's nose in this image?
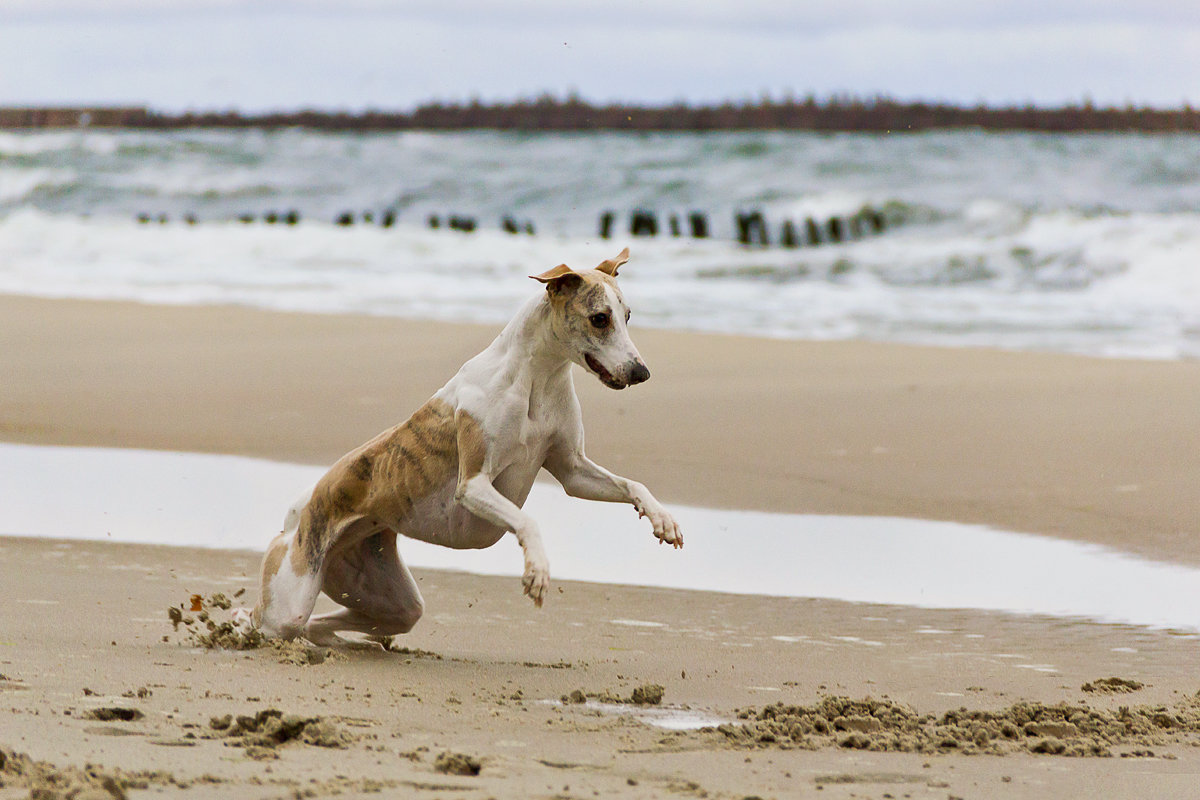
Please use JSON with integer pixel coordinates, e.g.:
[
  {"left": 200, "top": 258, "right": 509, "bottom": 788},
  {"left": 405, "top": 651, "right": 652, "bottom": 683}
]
[{"left": 628, "top": 362, "right": 651, "bottom": 385}]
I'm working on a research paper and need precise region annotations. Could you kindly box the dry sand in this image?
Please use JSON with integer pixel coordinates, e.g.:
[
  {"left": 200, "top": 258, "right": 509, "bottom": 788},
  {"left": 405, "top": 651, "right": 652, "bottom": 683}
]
[{"left": 2, "top": 294, "right": 1200, "bottom": 799}]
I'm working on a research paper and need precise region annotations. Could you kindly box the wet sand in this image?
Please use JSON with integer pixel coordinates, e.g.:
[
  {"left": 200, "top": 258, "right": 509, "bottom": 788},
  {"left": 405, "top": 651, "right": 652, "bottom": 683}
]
[
  {"left": 3, "top": 537, "right": 1200, "bottom": 799},
  {"left": 2, "top": 294, "right": 1200, "bottom": 798},
  {"left": 2, "top": 294, "right": 1199, "bottom": 563}
]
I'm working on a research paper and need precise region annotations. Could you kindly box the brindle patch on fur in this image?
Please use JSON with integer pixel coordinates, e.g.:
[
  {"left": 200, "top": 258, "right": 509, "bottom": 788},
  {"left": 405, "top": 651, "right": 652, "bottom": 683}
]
[
  {"left": 350, "top": 454, "right": 373, "bottom": 482},
  {"left": 296, "top": 496, "right": 331, "bottom": 572},
  {"left": 407, "top": 413, "right": 457, "bottom": 458},
  {"left": 402, "top": 445, "right": 437, "bottom": 498},
  {"left": 578, "top": 283, "right": 606, "bottom": 306},
  {"left": 538, "top": 267, "right": 618, "bottom": 306},
  {"left": 454, "top": 410, "right": 486, "bottom": 483},
  {"left": 558, "top": 280, "right": 622, "bottom": 340},
  {"left": 258, "top": 533, "right": 289, "bottom": 615},
  {"left": 574, "top": 285, "right": 609, "bottom": 321},
  {"left": 292, "top": 398, "right": 463, "bottom": 573}
]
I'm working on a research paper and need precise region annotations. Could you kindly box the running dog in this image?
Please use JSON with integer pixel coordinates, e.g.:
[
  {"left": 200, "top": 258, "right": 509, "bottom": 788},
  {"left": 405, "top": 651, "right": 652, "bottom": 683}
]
[{"left": 238, "top": 248, "right": 683, "bottom": 645}]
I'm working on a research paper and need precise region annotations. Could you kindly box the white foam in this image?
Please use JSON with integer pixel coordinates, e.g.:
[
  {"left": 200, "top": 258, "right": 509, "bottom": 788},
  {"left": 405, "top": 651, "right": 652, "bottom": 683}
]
[
  {"left": 2, "top": 129, "right": 1200, "bottom": 359},
  {"left": 0, "top": 130, "right": 120, "bottom": 157},
  {"left": 0, "top": 205, "right": 1196, "bottom": 359},
  {"left": 4, "top": 442, "right": 1200, "bottom": 633},
  {"left": 0, "top": 168, "right": 77, "bottom": 203}
]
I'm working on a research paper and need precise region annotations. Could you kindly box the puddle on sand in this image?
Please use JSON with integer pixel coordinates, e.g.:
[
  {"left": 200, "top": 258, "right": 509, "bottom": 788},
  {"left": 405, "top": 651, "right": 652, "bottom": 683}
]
[
  {"left": 4, "top": 442, "right": 1200, "bottom": 633},
  {"left": 545, "top": 699, "right": 727, "bottom": 730}
]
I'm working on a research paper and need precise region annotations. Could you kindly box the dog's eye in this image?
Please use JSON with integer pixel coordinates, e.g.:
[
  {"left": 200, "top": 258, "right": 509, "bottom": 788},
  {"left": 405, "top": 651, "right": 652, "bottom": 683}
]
[
  {"left": 625, "top": 309, "right": 631, "bottom": 323},
  {"left": 589, "top": 312, "right": 610, "bottom": 329}
]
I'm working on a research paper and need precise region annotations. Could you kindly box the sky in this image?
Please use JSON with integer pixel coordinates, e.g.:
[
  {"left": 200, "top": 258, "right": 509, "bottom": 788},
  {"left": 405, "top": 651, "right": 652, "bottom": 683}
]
[{"left": 0, "top": 0, "right": 1197, "bottom": 112}]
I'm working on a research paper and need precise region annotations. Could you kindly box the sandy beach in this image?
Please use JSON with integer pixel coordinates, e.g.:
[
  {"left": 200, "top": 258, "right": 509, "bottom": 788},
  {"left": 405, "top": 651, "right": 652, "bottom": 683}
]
[{"left": 3, "top": 294, "right": 1200, "bottom": 799}]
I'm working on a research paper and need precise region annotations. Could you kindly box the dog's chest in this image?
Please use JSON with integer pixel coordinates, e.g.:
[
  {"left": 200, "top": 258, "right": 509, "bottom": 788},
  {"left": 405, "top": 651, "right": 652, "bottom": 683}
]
[
  {"left": 495, "top": 394, "right": 561, "bottom": 468},
  {"left": 466, "top": 384, "right": 558, "bottom": 463},
  {"left": 393, "top": 395, "right": 556, "bottom": 545}
]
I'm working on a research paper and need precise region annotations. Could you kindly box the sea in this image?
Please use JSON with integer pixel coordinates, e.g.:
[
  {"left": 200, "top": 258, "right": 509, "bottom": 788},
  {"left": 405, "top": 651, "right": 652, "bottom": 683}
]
[
  {"left": 1, "top": 127, "right": 1199, "bottom": 359},
  {"left": 5, "top": 128, "right": 1200, "bottom": 626}
]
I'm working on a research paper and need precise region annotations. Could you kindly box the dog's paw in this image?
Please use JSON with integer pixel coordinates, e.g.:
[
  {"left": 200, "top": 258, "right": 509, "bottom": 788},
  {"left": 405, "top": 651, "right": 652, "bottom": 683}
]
[
  {"left": 648, "top": 508, "right": 684, "bottom": 549},
  {"left": 522, "top": 561, "right": 550, "bottom": 608},
  {"left": 231, "top": 606, "right": 256, "bottom": 633}
]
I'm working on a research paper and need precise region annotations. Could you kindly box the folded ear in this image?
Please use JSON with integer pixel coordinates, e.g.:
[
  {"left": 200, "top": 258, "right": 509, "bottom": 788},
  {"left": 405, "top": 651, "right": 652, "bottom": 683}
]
[
  {"left": 530, "top": 264, "right": 583, "bottom": 295},
  {"left": 595, "top": 247, "right": 630, "bottom": 277}
]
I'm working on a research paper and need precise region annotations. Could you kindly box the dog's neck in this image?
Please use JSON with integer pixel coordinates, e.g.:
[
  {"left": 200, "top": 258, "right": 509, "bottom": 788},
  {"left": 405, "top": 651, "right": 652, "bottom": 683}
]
[{"left": 481, "top": 293, "right": 575, "bottom": 395}]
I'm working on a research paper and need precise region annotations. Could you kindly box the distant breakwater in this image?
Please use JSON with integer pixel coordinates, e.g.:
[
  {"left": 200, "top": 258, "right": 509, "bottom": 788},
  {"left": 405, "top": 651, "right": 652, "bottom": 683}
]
[
  {"left": 4, "top": 98, "right": 1200, "bottom": 133},
  {"left": 133, "top": 206, "right": 895, "bottom": 249}
]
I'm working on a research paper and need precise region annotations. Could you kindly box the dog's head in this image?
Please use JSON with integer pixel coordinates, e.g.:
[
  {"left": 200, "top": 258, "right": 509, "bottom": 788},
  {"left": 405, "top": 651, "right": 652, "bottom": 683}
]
[{"left": 530, "top": 247, "right": 650, "bottom": 390}]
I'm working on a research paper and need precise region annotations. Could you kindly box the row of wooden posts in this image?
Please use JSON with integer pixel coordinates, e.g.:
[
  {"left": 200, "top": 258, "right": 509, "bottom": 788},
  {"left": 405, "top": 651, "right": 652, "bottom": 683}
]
[
  {"left": 605, "top": 208, "right": 888, "bottom": 246},
  {"left": 134, "top": 210, "right": 536, "bottom": 233},
  {"left": 134, "top": 207, "right": 889, "bottom": 247}
]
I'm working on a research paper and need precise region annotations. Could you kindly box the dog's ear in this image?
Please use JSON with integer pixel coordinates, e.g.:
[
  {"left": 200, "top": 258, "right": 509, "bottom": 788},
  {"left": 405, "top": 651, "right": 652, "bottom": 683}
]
[
  {"left": 530, "top": 264, "right": 583, "bottom": 296},
  {"left": 595, "top": 247, "right": 630, "bottom": 277}
]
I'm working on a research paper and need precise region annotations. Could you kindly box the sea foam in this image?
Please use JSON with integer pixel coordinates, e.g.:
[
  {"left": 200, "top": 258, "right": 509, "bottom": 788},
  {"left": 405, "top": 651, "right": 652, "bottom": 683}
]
[{"left": 1, "top": 129, "right": 1198, "bottom": 359}]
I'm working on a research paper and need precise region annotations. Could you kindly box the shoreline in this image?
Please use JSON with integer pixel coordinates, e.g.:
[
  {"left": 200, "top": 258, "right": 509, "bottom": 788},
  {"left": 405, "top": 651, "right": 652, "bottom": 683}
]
[
  {"left": 4, "top": 292, "right": 1200, "bottom": 798},
  {"left": 7, "top": 440, "right": 1200, "bottom": 634},
  {"left": 3, "top": 292, "right": 1199, "bottom": 564}
]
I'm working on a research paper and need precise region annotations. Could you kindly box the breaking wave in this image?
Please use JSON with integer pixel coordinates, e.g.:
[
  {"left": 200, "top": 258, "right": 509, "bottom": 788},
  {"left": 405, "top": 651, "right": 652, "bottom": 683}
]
[{"left": 0, "top": 128, "right": 1198, "bottom": 359}]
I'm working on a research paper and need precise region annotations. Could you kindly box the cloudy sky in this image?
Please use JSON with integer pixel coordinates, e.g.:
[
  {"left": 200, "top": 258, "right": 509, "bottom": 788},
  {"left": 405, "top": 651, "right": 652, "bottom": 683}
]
[{"left": 1, "top": 0, "right": 1196, "bottom": 112}]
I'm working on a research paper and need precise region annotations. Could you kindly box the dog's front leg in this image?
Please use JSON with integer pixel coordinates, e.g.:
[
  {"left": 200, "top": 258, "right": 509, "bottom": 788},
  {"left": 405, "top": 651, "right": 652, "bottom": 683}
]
[
  {"left": 455, "top": 474, "right": 550, "bottom": 605},
  {"left": 454, "top": 409, "right": 550, "bottom": 605},
  {"left": 546, "top": 452, "right": 683, "bottom": 548}
]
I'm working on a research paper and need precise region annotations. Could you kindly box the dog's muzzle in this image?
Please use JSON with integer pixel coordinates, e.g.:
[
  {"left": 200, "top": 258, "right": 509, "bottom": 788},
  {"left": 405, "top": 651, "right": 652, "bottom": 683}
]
[
  {"left": 627, "top": 362, "right": 650, "bottom": 386},
  {"left": 585, "top": 355, "right": 650, "bottom": 390}
]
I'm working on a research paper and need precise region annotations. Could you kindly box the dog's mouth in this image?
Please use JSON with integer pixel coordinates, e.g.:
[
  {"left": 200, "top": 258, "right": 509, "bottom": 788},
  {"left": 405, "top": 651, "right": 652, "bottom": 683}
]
[{"left": 585, "top": 354, "right": 625, "bottom": 390}]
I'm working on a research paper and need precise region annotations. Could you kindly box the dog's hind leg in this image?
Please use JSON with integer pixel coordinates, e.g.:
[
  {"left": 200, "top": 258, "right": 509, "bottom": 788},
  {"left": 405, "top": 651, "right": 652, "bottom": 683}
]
[
  {"left": 304, "top": 531, "right": 425, "bottom": 646},
  {"left": 249, "top": 528, "right": 326, "bottom": 641}
]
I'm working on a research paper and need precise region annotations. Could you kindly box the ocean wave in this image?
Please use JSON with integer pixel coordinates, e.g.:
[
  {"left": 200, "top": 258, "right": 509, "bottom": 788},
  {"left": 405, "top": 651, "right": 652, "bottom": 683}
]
[
  {"left": 770, "top": 192, "right": 933, "bottom": 224},
  {"left": 0, "top": 207, "right": 1197, "bottom": 359},
  {"left": 0, "top": 130, "right": 125, "bottom": 158},
  {"left": 726, "top": 139, "right": 771, "bottom": 158},
  {"left": 0, "top": 168, "right": 79, "bottom": 203},
  {"left": 103, "top": 166, "right": 282, "bottom": 198},
  {"left": 691, "top": 206, "right": 1197, "bottom": 296},
  {"left": 1, "top": 129, "right": 1198, "bottom": 359}
]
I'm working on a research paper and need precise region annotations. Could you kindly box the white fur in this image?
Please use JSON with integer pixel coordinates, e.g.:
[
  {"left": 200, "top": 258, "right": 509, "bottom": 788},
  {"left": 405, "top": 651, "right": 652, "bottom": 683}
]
[{"left": 247, "top": 256, "right": 682, "bottom": 644}]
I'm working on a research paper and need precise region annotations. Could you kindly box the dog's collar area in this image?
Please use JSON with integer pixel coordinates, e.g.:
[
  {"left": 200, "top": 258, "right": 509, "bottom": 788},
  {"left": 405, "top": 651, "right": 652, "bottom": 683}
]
[{"left": 585, "top": 353, "right": 625, "bottom": 390}]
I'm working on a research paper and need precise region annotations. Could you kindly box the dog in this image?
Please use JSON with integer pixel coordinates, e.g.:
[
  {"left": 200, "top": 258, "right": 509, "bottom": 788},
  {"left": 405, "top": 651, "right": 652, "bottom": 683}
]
[{"left": 239, "top": 247, "right": 683, "bottom": 646}]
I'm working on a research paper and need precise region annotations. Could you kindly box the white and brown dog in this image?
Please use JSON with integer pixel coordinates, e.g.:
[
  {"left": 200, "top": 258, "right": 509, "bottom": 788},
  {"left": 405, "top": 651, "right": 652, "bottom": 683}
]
[{"left": 239, "top": 248, "right": 682, "bottom": 646}]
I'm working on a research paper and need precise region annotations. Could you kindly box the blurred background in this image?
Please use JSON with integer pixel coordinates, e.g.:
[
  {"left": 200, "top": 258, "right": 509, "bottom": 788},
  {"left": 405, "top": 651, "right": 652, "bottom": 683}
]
[{"left": 1, "top": 0, "right": 1198, "bottom": 358}]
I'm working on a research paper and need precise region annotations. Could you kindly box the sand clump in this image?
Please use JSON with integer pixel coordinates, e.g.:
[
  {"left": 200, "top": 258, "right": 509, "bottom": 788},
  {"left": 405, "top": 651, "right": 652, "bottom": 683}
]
[
  {"left": 0, "top": 744, "right": 177, "bottom": 799},
  {"left": 268, "top": 639, "right": 347, "bottom": 666},
  {"left": 710, "top": 692, "right": 1200, "bottom": 757},
  {"left": 630, "top": 684, "right": 666, "bottom": 705},
  {"left": 433, "top": 751, "right": 482, "bottom": 776},
  {"left": 167, "top": 591, "right": 264, "bottom": 651},
  {"left": 1082, "top": 677, "right": 1146, "bottom": 694},
  {"left": 167, "top": 592, "right": 349, "bottom": 665},
  {"left": 561, "top": 683, "right": 666, "bottom": 706},
  {"left": 82, "top": 707, "right": 145, "bottom": 723},
  {"left": 207, "top": 708, "right": 353, "bottom": 759}
]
